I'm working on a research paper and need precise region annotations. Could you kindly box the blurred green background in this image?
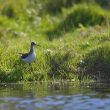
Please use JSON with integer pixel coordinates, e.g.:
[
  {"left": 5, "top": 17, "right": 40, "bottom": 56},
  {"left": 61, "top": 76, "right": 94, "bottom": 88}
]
[{"left": 0, "top": 0, "right": 110, "bottom": 82}]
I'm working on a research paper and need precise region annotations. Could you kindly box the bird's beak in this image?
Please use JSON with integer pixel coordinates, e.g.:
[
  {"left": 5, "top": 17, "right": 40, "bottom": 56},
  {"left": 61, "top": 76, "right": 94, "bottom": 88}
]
[{"left": 34, "top": 42, "right": 40, "bottom": 46}]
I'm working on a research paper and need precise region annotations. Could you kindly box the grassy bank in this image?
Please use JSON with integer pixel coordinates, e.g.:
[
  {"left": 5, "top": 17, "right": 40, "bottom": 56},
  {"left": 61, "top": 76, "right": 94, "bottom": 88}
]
[{"left": 0, "top": 0, "right": 110, "bottom": 82}]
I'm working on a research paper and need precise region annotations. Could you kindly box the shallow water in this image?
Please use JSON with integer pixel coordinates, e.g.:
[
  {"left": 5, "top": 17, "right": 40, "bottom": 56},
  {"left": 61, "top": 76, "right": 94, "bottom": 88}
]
[{"left": 0, "top": 82, "right": 110, "bottom": 110}]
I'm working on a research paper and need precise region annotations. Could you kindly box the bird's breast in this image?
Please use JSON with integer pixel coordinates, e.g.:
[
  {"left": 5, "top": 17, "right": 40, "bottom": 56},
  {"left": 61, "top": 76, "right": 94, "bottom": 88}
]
[{"left": 22, "top": 52, "right": 36, "bottom": 63}]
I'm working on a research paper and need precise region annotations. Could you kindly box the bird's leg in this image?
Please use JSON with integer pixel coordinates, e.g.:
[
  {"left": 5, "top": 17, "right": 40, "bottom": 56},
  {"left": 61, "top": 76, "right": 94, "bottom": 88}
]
[{"left": 28, "top": 63, "right": 32, "bottom": 73}]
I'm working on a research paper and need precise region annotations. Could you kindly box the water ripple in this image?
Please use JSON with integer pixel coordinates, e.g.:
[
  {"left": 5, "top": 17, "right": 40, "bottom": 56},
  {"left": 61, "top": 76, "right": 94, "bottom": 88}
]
[{"left": 0, "top": 94, "right": 110, "bottom": 110}]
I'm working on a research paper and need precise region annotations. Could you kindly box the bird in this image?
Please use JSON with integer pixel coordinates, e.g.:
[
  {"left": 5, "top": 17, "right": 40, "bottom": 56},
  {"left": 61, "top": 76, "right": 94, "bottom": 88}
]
[{"left": 19, "top": 42, "right": 38, "bottom": 64}]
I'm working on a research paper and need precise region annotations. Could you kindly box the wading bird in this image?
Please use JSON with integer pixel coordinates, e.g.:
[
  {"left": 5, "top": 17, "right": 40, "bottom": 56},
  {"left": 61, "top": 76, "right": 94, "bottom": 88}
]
[{"left": 19, "top": 42, "right": 39, "bottom": 70}]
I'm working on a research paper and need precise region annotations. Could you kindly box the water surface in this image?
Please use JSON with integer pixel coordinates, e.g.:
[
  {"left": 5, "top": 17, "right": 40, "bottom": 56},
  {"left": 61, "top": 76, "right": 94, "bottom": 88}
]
[{"left": 0, "top": 82, "right": 110, "bottom": 110}]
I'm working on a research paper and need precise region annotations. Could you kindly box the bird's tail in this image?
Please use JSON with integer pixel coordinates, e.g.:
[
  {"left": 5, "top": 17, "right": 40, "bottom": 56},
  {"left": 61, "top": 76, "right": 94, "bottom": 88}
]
[{"left": 18, "top": 53, "right": 23, "bottom": 55}]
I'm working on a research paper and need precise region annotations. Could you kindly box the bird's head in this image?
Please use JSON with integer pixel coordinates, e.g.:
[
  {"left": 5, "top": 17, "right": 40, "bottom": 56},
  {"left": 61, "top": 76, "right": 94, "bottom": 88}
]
[{"left": 31, "top": 42, "right": 40, "bottom": 47}]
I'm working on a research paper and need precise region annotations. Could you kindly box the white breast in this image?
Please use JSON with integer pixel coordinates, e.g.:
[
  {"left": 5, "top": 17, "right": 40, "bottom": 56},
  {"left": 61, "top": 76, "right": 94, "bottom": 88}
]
[{"left": 22, "top": 52, "right": 36, "bottom": 63}]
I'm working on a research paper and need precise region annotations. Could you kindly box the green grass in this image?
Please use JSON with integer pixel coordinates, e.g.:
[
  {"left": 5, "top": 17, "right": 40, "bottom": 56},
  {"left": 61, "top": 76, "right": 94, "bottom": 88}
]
[
  {"left": 46, "top": 3, "right": 110, "bottom": 40},
  {"left": 0, "top": 1, "right": 110, "bottom": 83}
]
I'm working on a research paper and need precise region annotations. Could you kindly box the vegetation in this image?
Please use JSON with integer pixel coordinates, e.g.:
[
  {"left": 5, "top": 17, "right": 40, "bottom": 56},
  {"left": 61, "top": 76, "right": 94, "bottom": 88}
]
[{"left": 0, "top": 0, "right": 110, "bottom": 82}]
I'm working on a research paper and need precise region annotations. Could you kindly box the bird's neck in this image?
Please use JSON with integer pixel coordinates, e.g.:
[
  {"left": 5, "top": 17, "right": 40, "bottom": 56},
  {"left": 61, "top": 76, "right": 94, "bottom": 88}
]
[{"left": 29, "top": 45, "right": 35, "bottom": 54}]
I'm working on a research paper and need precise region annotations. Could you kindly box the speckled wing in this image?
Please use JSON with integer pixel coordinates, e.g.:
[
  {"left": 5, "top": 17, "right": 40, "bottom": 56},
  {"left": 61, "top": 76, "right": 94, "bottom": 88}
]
[{"left": 20, "top": 53, "right": 29, "bottom": 59}]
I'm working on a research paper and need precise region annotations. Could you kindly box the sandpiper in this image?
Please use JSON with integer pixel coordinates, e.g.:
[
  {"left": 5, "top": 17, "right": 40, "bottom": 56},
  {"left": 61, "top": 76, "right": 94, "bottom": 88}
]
[{"left": 20, "top": 42, "right": 37, "bottom": 63}]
